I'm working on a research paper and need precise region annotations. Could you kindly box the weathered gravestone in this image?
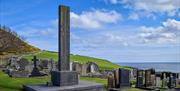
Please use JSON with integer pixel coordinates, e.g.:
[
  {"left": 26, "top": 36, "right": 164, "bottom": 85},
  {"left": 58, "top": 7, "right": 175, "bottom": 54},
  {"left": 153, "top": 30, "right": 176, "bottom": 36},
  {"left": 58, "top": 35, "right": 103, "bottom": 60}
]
[
  {"left": 150, "top": 74, "right": 156, "bottom": 87},
  {"left": 108, "top": 73, "right": 115, "bottom": 89},
  {"left": 145, "top": 69, "right": 151, "bottom": 87},
  {"left": 156, "top": 73, "right": 161, "bottom": 88},
  {"left": 168, "top": 73, "right": 175, "bottom": 88},
  {"left": 7, "top": 57, "right": 20, "bottom": 70},
  {"left": 72, "top": 62, "right": 82, "bottom": 74},
  {"left": 39, "top": 59, "right": 49, "bottom": 69},
  {"left": 9, "top": 58, "right": 30, "bottom": 77},
  {"left": 175, "top": 73, "right": 180, "bottom": 88},
  {"left": 119, "top": 69, "right": 130, "bottom": 87},
  {"left": 130, "top": 68, "right": 137, "bottom": 81},
  {"left": 87, "top": 62, "right": 99, "bottom": 74},
  {"left": 114, "top": 69, "right": 120, "bottom": 88},
  {"left": 17, "top": 58, "right": 29, "bottom": 71},
  {"left": 136, "top": 69, "right": 144, "bottom": 88},
  {"left": 113, "top": 68, "right": 130, "bottom": 88},
  {"left": 145, "top": 69, "right": 155, "bottom": 88},
  {"left": 49, "top": 59, "right": 56, "bottom": 71},
  {"left": 5, "top": 57, "right": 31, "bottom": 77},
  {"left": 23, "top": 5, "right": 104, "bottom": 91},
  {"left": 161, "top": 72, "right": 168, "bottom": 88}
]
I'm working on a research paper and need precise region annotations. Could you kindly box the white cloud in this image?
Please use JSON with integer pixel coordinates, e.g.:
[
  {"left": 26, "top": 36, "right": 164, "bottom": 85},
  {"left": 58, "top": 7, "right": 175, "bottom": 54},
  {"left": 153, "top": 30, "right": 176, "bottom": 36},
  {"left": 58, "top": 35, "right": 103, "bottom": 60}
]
[
  {"left": 128, "top": 13, "right": 139, "bottom": 20},
  {"left": 74, "top": 19, "right": 180, "bottom": 48},
  {"left": 70, "top": 9, "right": 122, "bottom": 29},
  {"left": 162, "top": 19, "right": 180, "bottom": 31},
  {"left": 138, "top": 19, "right": 180, "bottom": 44},
  {"left": 107, "top": 0, "right": 180, "bottom": 17},
  {"left": 17, "top": 27, "right": 55, "bottom": 37}
]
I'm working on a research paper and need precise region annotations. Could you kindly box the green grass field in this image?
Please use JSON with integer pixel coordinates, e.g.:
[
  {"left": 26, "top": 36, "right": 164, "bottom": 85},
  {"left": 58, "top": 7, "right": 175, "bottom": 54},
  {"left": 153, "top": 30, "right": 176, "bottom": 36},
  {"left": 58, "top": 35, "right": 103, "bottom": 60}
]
[
  {"left": 0, "top": 51, "right": 140, "bottom": 91},
  {"left": 0, "top": 71, "right": 145, "bottom": 91},
  {"left": 23, "top": 51, "right": 129, "bottom": 70}
]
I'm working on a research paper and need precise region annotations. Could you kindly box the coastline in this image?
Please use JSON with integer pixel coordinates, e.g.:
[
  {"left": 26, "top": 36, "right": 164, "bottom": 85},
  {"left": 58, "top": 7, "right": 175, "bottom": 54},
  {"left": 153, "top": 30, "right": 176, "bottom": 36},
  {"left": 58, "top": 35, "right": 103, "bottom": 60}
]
[{"left": 117, "top": 62, "right": 180, "bottom": 73}]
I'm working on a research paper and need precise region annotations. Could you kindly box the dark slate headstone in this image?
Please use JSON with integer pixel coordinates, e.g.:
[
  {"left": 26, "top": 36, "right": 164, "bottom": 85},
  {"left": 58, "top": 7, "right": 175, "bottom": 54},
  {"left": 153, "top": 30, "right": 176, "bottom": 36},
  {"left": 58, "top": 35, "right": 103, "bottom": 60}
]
[
  {"left": 108, "top": 74, "right": 115, "bottom": 89},
  {"left": 113, "top": 68, "right": 130, "bottom": 88},
  {"left": 118, "top": 69, "right": 130, "bottom": 87},
  {"left": 136, "top": 70, "right": 144, "bottom": 88},
  {"left": 114, "top": 69, "right": 120, "bottom": 88},
  {"left": 168, "top": 73, "right": 176, "bottom": 88}
]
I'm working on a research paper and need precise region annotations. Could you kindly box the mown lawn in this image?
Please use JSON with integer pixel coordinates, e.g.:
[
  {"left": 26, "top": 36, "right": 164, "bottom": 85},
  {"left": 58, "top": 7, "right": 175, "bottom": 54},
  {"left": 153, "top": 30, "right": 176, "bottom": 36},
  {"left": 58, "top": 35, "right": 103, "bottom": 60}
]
[
  {"left": 0, "top": 71, "right": 146, "bottom": 91},
  {"left": 0, "top": 71, "right": 49, "bottom": 91},
  {"left": 23, "top": 51, "right": 128, "bottom": 70},
  {"left": 0, "top": 71, "right": 107, "bottom": 91}
]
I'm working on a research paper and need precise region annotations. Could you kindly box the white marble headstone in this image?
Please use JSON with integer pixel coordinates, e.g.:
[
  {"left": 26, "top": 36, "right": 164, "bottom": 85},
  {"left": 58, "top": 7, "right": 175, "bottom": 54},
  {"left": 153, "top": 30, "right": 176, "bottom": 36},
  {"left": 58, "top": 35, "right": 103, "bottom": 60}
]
[
  {"left": 70, "top": 62, "right": 73, "bottom": 71},
  {"left": 156, "top": 77, "right": 161, "bottom": 88},
  {"left": 90, "top": 64, "right": 95, "bottom": 73}
]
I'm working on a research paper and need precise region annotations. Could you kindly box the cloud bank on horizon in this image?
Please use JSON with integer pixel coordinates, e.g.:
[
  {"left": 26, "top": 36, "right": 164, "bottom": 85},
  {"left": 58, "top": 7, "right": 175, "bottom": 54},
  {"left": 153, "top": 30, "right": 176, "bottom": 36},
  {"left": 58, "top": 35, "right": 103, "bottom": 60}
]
[{"left": 1, "top": 0, "right": 180, "bottom": 62}]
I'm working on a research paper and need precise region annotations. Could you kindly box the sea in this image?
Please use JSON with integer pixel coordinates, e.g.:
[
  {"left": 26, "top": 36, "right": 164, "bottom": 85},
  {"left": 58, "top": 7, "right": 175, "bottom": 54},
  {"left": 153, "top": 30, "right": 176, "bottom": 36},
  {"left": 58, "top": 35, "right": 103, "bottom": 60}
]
[{"left": 118, "top": 62, "right": 180, "bottom": 73}]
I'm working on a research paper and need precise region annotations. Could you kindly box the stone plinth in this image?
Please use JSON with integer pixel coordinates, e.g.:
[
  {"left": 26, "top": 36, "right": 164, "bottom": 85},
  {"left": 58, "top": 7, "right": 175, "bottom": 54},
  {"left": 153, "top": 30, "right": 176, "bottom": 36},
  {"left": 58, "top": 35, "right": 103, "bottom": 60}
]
[
  {"left": 51, "top": 71, "right": 78, "bottom": 86},
  {"left": 23, "top": 81, "right": 104, "bottom": 91}
]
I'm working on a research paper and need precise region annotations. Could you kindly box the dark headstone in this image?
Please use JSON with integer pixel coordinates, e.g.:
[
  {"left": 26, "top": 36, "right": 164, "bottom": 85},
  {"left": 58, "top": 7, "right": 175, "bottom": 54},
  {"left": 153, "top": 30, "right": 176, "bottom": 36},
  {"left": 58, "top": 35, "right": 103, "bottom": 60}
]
[
  {"left": 136, "top": 70, "right": 144, "bottom": 88},
  {"left": 108, "top": 74, "right": 115, "bottom": 89},
  {"left": 119, "top": 69, "right": 130, "bottom": 87},
  {"left": 114, "top": 69, "right": 120, "bottom": 88},
  {"left": 113, "top": 68, "right": 130, "bottom": 88}
]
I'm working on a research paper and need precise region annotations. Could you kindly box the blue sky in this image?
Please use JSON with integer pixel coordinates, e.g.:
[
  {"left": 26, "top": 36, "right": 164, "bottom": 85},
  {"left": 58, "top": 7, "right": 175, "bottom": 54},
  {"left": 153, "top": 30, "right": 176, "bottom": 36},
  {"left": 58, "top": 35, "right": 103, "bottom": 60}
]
[{"left": 1, "top": 0, "right": 180, "bottom": 63}]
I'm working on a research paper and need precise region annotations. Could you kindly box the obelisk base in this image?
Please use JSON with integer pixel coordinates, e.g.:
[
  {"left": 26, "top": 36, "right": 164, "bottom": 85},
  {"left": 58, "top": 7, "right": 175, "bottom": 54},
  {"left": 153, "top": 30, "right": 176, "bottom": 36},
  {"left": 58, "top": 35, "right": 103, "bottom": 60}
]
[
  {"left": 23, "top": 81, "right": 104, "bottom": 91},
  {"left": 51, "top": 71, "right": 78, "bottom": 86}
]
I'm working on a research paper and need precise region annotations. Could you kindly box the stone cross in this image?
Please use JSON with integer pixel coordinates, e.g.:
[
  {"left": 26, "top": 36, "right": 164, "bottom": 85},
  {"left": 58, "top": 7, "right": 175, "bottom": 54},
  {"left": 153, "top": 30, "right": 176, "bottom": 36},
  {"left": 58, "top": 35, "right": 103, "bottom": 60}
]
[{"left": 32, "top": 56, "right": 38, "bottom": 68}]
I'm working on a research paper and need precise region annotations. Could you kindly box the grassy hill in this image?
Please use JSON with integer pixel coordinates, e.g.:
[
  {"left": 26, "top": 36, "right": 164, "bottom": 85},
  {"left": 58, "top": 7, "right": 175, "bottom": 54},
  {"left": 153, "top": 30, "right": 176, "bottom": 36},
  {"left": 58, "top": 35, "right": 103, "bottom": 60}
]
[
  {"left": 0, "top": 26, "right": 40, "bottom": 56},
  {"left": 23, "top": 51, "right": 124, "bottom": 70}
]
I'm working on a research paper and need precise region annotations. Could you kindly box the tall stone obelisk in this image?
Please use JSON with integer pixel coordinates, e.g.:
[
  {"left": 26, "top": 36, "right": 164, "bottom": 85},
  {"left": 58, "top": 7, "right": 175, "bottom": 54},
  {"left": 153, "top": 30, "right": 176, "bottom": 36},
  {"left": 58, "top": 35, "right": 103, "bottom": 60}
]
[
  {"left": 58, "top": 5, "right": 70, "bottom": 71},
  {"left": 23, "top": 5, "right": 104, "bottom": 91},
  {"left": 51, "top": 5, "right": 78, "bottom": 86}
]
